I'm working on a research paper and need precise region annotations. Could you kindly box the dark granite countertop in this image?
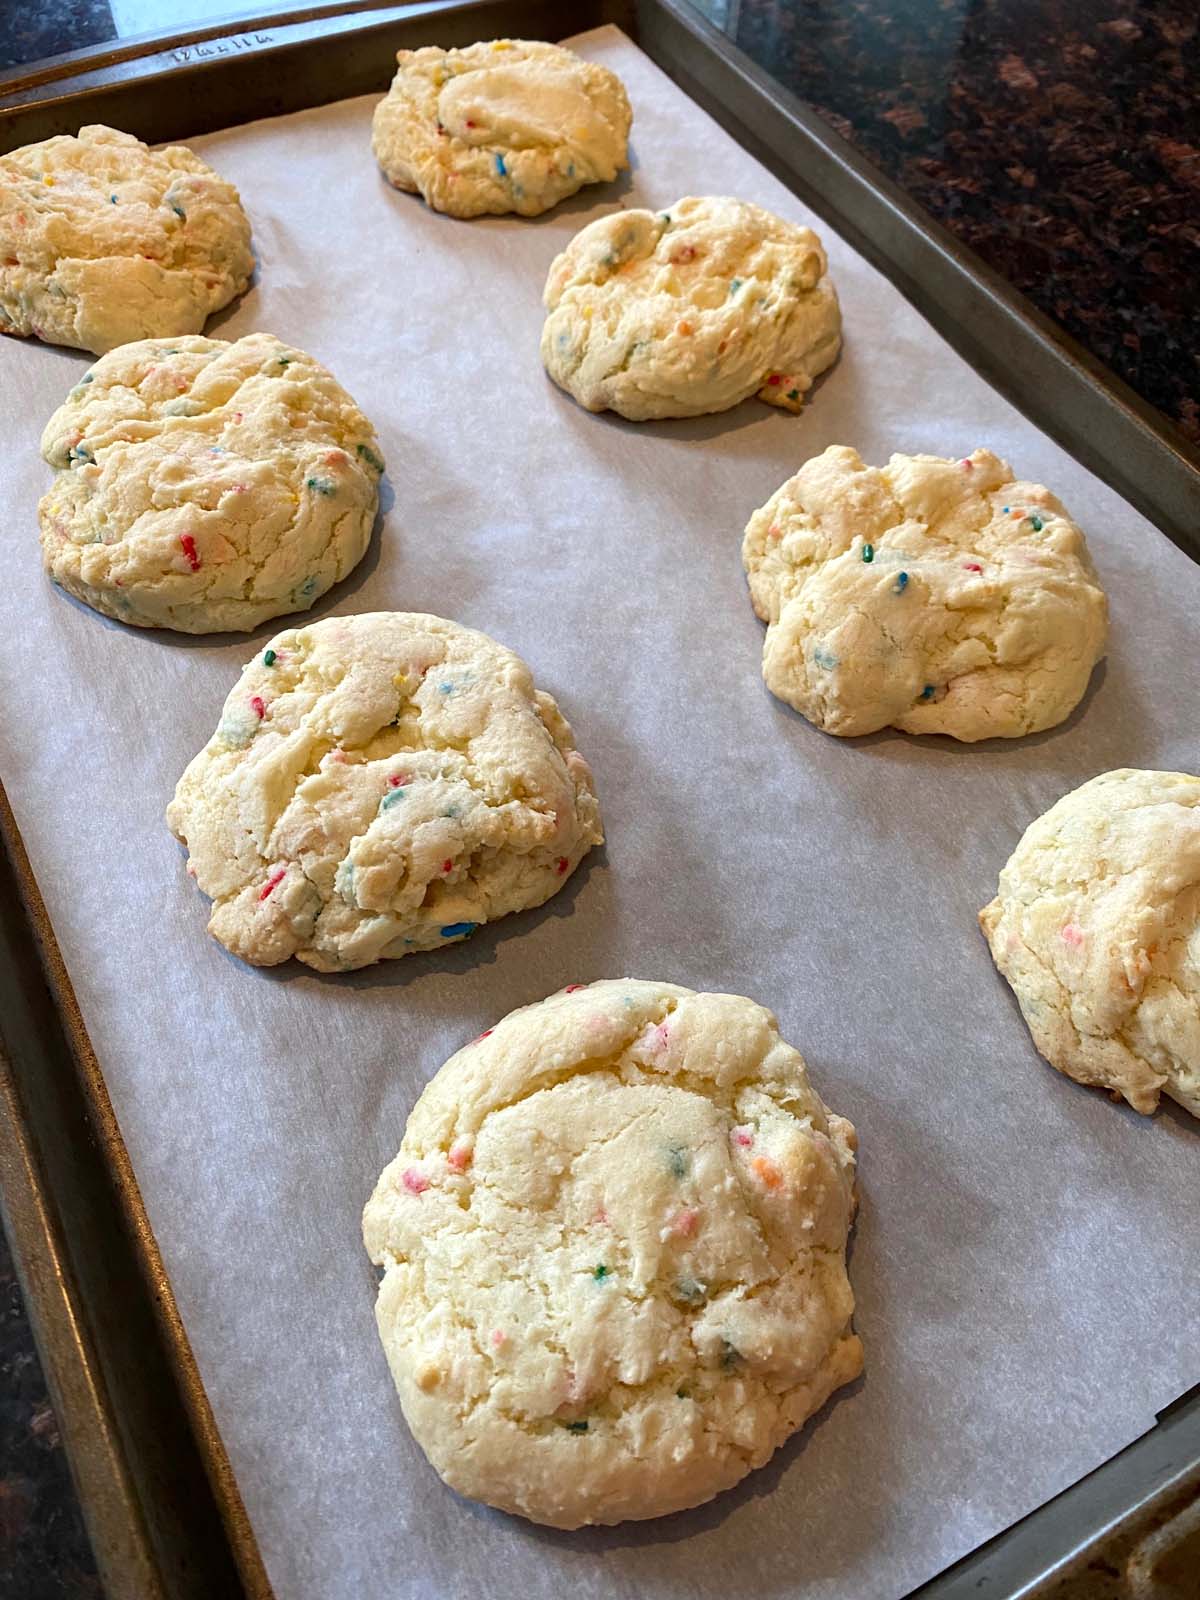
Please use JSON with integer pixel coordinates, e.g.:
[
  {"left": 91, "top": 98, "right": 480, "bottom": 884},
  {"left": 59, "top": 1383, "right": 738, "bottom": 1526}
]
[{"left": 1, "top": 1, "right": 1196, "bottom": 1593}]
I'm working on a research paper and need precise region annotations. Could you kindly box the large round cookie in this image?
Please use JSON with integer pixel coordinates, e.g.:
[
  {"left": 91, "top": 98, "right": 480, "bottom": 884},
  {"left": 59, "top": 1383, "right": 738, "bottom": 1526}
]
[
  {"left": 167, "top": 613, "right": 603, "bottom": 970},
  {"left": 541, "top": 196, "right": 841, "bottom": 421},
  {"left": 39, "top": 332, "right": 384, "bottom": 633},
  {"left": 0, "top": 124, "right": 253, "bottom": 354},
  {"left": 743, "top": 445, "right": 1108, "bottom": 739},
  {"left": 980, "top": 769, "right": 1200, "bottom": 1117},
  {"left": 371, "top": 39, "right": 631, "bottom": 219},
  {"left": 363, "top": 979, "right": 861, "bottom": 1528}
]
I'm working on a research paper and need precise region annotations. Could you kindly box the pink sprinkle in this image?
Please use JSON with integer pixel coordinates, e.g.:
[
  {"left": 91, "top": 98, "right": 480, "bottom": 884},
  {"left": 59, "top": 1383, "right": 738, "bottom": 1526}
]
[
  {"left": 556, "top": 856, "right": 569, "bottom": 874},
  {"left": 592, "top": 1205, "right": 609, "bottom": 1225},
  {"left": 179, "top": 533, "right": 200, "bottom": 571},
  {"left": 442, "top": 858, "right": 453, "bottom": 874},
  {"left": 490, "top": 1330, "right": 505, "bottom": 1349},
  {"left": 1062, "top": 924, "right": 1084, "bottom": 948},
  {"left": 671, "top": 1208, "right": 699, "bottom": 1238},
  {"left": 768, "top": 523, "right": 782, "bottom": 542},
  {"left": 447, "top": 1142, "right": 472, "bottom": 1172},
  {"left": 960, "top": 457, "right": 973, "bottom": 470},
  {"left": 654, "top": 1022, "right": 670, "bottom": 1052},
  {"left": 565, "top": 983, "right": 585, "bottom": 993},
  {"left": 964, "top": 562, "right": 983, "bottom": 573},
  {"left": 671, "top": 244, "right": 696, "bottom": 263},
  {"left": 322, "top": 449, "right": 345, "bottom": 466},
  {"left": 388, "top": 773, "right": 408, "bottom": 788},
  {"left": 732, "top": 1126, "right": 754, "bottom": 1148},
  {"left": 249, "top": 695, "right": 266, "bottom": 719},
  {"left": 233, "top": 411, "right": 243, "bottom": 423},
  {"left": 328, "top": 748, "right": 347, "bottom": 764},
  {"left": 258, "top": 866, "right": 286, "bottom": 901},
  {"left": 402, "top": 1168, "right": 429, "bottom": 1196}
]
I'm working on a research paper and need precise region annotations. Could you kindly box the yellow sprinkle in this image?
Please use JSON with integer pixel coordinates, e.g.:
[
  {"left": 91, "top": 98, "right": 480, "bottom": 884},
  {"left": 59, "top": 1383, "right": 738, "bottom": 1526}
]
[
  {"left": 43, "top": 175, "right": 55, "bottom": 186},
  {"left": 415, "top": 1365, "right": 442, "bottom": 1391},
  {"left": 491, "top": 39, "right": 513, "bottom": 50},
  {"left": 582, "top": 305, "right": 593, "bottom": 321},
  {"left": 676, "top": 319, "right": 693, "bottom": 336}
]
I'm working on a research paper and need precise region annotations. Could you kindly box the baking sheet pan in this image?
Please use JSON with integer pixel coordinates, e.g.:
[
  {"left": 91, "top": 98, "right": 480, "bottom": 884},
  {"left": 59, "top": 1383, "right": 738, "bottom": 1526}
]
[{"left": 1, "top": 23, "right": 1198, "bottom": 1600}]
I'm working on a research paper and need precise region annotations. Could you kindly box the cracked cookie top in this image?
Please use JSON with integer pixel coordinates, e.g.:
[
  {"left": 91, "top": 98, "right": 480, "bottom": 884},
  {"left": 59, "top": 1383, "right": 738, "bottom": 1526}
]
[
  {"left": 980, "top": 769, "right": 1200, "bottom": 1117},
  {"left": 742, "top": 445, "right": 1109, "bottom": 739},
  {"left": 39, "top": 332, "right": 383, "bottom": 633},
  {"left": 541, "top": 195, "right": 841, "bottom": 421},
  {"left": 0, "top": 124, "right": 253, "bottom": 354},
  {"left": 167, "top": 611, "right": 603, "bottom": 970},
  {"left": 363, "top": 979, "right": 860, "bottom": 1527},
  {"left": 371, "top": 39, "right": 631, "bottom": 219}
]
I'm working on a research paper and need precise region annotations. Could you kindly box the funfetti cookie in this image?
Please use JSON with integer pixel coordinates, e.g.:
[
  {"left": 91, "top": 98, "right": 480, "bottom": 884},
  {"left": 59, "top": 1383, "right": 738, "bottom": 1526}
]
[
  {"left": 372, "top": 39, "right": 631, "bottom": 218},
  {"left": 363, "top": 979, "right": 861, "bottom": 1527},
  {"left": 39, "top": 333, "right": 383, "bottom": 633},
  {"left": 743, "top": 446, "right": 1108, "bottom": 739},
  {"left": 1, "top": 125, "right": 253, "bottom": 354},
  {"left": 541, "top": 196, "right": 841, "bottom": 420},
  {"left": 981, "top": 769, "right": 1200, "bottom": 1117},
  {"left": 167, "top": 613, "right": 603, "bottom": 970}
]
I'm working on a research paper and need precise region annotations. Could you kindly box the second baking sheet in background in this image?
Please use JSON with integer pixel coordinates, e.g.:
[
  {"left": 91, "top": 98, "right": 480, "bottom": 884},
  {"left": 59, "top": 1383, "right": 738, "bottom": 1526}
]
[{"left": 0, "top": 24, "right": 1198, "bottom": 1600}]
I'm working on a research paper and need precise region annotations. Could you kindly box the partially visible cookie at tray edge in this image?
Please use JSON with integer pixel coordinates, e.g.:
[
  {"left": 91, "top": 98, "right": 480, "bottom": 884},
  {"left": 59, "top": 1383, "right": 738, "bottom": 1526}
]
[
  {"left": 38, "top": 332, "right": 384, "bottom": 634},
  {"left": 371, "top": 39, "right": 631, "bottom": 219},
  {"left": 0, "top": 124, "right": 253, "bottom": 355},
  {"left": 167, "top": 611, "right": 604, "bottom": 970},
  {"left": 980, "top": 768, "right": 1200, "bottom": 1117},
  {"left": 540, "top": 195, "right": 841, "bottom": 421},
  {"left": 363, "top": 978, "right": 862, "bottom": 1528},
  {"left": 742, "top": 444, "right": 1108, "bottom": 740}
]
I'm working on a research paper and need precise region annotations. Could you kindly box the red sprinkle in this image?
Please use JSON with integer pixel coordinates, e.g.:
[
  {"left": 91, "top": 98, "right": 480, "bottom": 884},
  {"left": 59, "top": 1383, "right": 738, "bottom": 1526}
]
[
  {"left": 249, "top": 695, "right": 266, "bottom": 719},
  {"left": 473, "top": 1028, "right": 494, "bottom": 1043},
  {"left": 388, "top": 773, "right": 408, "bottom": 787},
  {"left": 671, "top": 1208, "right": 699, "bottom": 1238},
  {"left": 180, "top": 534, "right": 200, "bottom": 571},
  {"left": 442, "top": 859, "right": 453, "bottom": 874},
  {"left": 732, "top": 1127, "right": 754, "bottom": 1148},
  {"left": 402, "top": 1168, "right": 430, "bottom": 1196},
  {"left": 960, "top": 457, "right": 973, "bottom": 470},
  {"left": 767, "top": 374, "right": 782, "bottom": 386},
  {"left": 259, "top": 866, "right": 286, "bottom": 901},
  {"left": 556, "top": 856, "right": 569, "bottom": 874},
  {"left": 964, "top": 562, "right": 983, "bottom": 573},
  {"left": 565, "top": 983, "right": 585, "bottom": 994}
]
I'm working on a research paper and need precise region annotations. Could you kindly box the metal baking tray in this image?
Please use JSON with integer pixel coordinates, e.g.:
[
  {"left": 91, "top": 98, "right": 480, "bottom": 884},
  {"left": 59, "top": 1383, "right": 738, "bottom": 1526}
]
[{"left": 1, "top": 4, "right": 1197, "bottom": 1597}]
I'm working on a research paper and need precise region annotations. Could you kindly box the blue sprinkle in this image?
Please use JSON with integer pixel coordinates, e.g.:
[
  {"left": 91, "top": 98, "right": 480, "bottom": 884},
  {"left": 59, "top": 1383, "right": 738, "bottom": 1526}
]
[
  {"left": 67, "top": 443, "right": 93, "bottom": 464},
  {"left": 109, "top": 194, "right": 118, "bottom": 204},
  {"left": 495, "top": 153, "right": 506, "bottom": 177},
  {"left": 438, "top": 681, "right": 455, "bottom": 695},
  {"left": 169, "top": 202, "right": 185, "bottom": 219},
  {"left": 443, "top": 805, "right": 460, "bottom": 818},
  {"left": 567, "top": 163, "right": 576, "bottom": 178},
  {"left": 380, "top": 787, "right": 407, "bottom": 812},
  {"left": 812, "top": 645, "right": 838, "bottom": 670},
  {"left": 300, "top": 576, "right": 317, "bottom": 597},
  {"left": 440, "top": 922, "right": 477, "bottom": 939},
  {"left": 921, "top": 684, "right": 935, "bottom": 700},
  {"left": 895, "top": 571, "right": 909, "bottom": 594},
  {"left": 729, "top": 278, "right": 742, "bottom": 295},
  {"left": 1002, "top": 506, "right": 1010, "bottom": 514}
]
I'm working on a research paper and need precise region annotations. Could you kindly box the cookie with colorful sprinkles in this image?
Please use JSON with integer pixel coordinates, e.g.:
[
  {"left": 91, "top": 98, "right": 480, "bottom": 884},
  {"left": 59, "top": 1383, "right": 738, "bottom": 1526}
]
[
  {"left": 0, "top": 124, "right": 253, "bottom": 355},
  {"left": 39, "top": 332, "right": 384, "bottom": 633},
  {"left": 541, "top": 195, "right": 841, "bottom": 420},
  {"left": 167, "top": 612, "right": 603, "bottom": 970},
  {"left": 742, "top": 445, "right": 1108, "bottom": 739},
  {"left": 363, "top": 979, "right": 861, "bottom": 1528},
  {"left": 371, "top": 39, "right": 631, "bottom": 218},
  {"left": 981, "top": 768, "right": 1200, "bottom": 1117}
]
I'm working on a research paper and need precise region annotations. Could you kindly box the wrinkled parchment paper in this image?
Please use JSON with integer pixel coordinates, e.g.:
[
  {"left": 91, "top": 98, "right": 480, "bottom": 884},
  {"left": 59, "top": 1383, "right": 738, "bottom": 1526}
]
[{"left": 1, "top": 27, "right": 1197, "bottom": 1600}]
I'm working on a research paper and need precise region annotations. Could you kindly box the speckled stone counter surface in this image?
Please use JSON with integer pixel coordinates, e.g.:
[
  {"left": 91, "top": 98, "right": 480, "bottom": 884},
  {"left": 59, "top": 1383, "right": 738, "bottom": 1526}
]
[{"left": 0, "top": 0, "right": 1196, "bottom": 1592}]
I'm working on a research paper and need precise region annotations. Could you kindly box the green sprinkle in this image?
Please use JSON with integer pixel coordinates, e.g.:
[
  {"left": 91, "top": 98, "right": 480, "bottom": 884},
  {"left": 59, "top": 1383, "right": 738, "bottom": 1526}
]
[
  {"left": 659, "top": 212, "right": 671, "bottom": 223},
  {"left": 666, "top": 1144, "right": 689, "bottom": 1179},
  {"left": 277, "top": 355, "right": 292, "bottom": 367},
  {"left": 592, "top": 1264, "right": 609, "bottom": 1281},
  {"left": 356, "top": 442, "right": 385, "bottom": 473},
  {"left": 305, "top": 476, "right": 336, "bottom": 496},
  {"left": 564, "top": 1420, "right": 589, "bottom": 1433},
  {"left": 263, "top": 649, "right": 277, "bottom": 666},
  {"left": 1029, "top": 514, "right": 1044, "bottom": 531},
  {"left": 676, "top": 1389, "right": 690, "bottom": 1400},
  {"left": 787, "top": 388, "right": 800, "bottom": 401},
  {"left": 169, "top": 202, "right": 185, "bottom": 219},
  {"left": 921, "top": 684, "right": 935, "bottom": 700},
  {"left": 861, "top": 543, "right": 874, "bottom": 563}
]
